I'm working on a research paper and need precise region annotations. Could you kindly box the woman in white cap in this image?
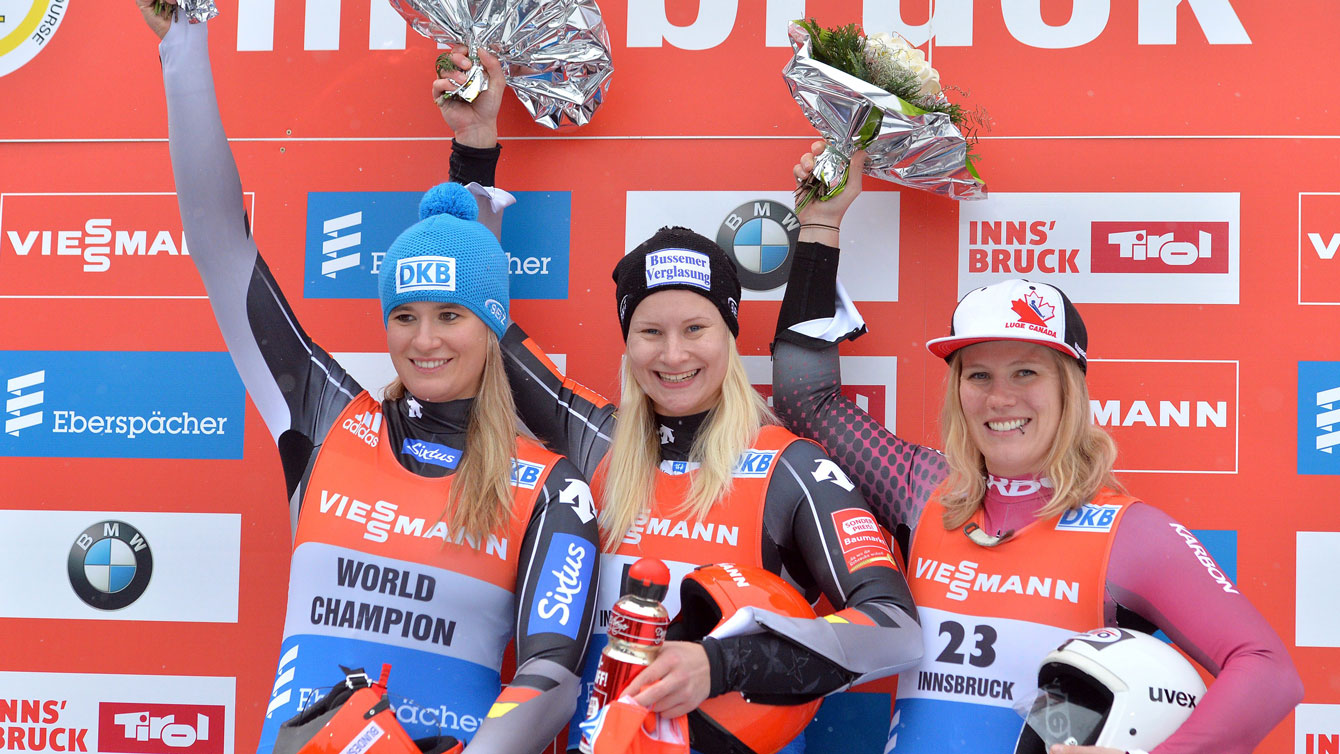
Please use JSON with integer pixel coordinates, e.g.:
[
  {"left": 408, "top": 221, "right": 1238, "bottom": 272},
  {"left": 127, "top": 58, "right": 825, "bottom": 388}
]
[
  {"left": 770, "top": 142, "right": 1302, "bottom": 754},
  {"left": 136, "top": 4, "right": 599, "bottom": 753}
]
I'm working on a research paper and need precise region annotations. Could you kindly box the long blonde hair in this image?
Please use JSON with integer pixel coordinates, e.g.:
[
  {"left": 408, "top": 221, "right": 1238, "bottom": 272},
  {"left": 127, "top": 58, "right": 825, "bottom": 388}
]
[
  {"left": 598, "top": 337, "right": 775, "bottom": 551},
  {"left": 385, "top": 332, "right": 519, "bottom": 544},
  {"left": 938, "top": 348, "right": 1120, "bottom": 530}
]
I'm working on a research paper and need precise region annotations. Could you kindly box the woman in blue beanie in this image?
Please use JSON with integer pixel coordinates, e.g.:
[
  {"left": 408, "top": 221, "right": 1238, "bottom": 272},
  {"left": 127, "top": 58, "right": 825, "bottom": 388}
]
[{"left": 137, "top": 4, "right": 599, "bottom": 754}]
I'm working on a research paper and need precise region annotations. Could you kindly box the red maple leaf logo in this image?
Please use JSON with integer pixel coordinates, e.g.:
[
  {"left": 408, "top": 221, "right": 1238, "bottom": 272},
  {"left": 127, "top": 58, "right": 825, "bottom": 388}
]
[{"left": 1011, "top": 293, "right": 1055, "bottom": 326}]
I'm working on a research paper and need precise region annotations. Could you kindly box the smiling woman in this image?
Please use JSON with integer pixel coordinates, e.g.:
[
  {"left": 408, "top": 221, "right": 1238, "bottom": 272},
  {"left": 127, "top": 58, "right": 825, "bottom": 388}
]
[
  {"left": 769, "top": 140, "right": 1302, "bottom": 754},
  {"left": 139, "top": 6, "right": 600, "bottom": 753}
]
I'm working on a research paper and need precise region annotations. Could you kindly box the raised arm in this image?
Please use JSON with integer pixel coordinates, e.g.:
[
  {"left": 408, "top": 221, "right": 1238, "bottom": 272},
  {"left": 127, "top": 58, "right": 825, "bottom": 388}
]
[
  {"left": 772, "top": 143, "right": 947, "bottom": 539},
  {"left": 465, "top": 458, "right": 600, "bottom": 754},
  {"left": 146, "top": 3, "right": 360, "bottom": 523}
]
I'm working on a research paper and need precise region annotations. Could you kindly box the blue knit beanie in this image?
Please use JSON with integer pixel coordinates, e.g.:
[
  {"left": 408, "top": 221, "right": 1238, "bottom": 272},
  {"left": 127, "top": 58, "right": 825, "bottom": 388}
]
[{"left": 379, "top": 182, "right": 510, "bottom": 337}]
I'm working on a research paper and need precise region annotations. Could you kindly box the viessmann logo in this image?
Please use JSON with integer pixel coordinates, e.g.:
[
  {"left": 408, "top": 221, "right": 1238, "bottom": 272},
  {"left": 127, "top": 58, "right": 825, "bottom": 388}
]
[
  {"left": 0, "top": 352, "right": 245, "bottom": 459},
  {"left": 0, "top": 193, "right": 253, "bottom": 298},
  {"left": 1086, "top": 359, "right": 1238, "bottom": 474},
  {"left": 959, "top": 193, "right": 1240, "bottom": 304},
  {"left": 304, "top": 191, "right": 570, "bottom": 301}
]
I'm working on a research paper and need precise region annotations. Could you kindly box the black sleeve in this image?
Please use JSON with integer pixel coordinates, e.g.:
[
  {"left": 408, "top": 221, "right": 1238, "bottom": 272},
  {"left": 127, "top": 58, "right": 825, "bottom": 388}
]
[
  {"left": 771, "top": 241, "right": 948, "bottom": 538},
  {"left": 704, "top": 440, "right": 923, "bottom": 703},
  {"left": 465, "top": 457, "right": 600, "bottom": 754},
  {"left": 501, "top": 324, "right": 618, "bottom": 480},
  {"left": 449, "top": 140, "right": 502, "bottom": 187}
]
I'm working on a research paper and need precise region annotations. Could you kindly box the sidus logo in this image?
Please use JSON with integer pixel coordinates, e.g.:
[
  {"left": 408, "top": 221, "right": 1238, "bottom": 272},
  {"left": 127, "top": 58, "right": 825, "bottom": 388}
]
[
  {"left": 319, "top": 212, "right": 361, "bottom": 278},
  {"left": 342, "top": 410, "right": 382, "bottom": 447},
  {"left": 6, "top": 370, "right": 44, "bottom": 436},
  {"left": 1091, "top": 222, "right": 1229, "bottom": 274},
  {"left": 1148, "top": 688, "right": 1198, "bottom": 708},
  {"left": 530, "top": 534, "right": 594, "bottom": 639},
  {"left": 624, "top": 0, "right": 1249, "bottom": 49}
]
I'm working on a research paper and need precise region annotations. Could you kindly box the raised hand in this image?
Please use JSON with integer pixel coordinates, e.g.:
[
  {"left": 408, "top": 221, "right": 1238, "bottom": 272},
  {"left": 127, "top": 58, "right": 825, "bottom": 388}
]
[
  {"left": 434, "top": 45, "right": 506, "bottom": 149},
  {"left": 794, "top": 140, "right": 868, "bottom": 245},
  {"left": 134, "top": 0, "right": 176, "bottom": 40}
]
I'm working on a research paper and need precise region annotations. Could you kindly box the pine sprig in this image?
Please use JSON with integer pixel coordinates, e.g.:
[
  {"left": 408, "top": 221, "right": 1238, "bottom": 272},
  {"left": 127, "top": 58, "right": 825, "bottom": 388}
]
[
  {"left": 152, "top": 0, "right": 176, "bottom": 20},
  {"left": 798, "top": 19, "right": 868, "bottom": 83}
]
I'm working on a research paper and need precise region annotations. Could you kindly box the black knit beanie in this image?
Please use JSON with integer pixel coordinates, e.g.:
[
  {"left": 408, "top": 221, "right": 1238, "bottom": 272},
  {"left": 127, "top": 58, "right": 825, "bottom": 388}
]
[{"left": 612, "top": 226, "right": 742, "bottom": 339}]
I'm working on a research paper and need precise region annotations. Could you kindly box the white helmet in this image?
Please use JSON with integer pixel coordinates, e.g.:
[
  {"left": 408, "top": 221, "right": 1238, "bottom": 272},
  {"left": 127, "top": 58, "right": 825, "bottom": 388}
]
[{"left": 1014, "top": 627, "right": 1207, "bottom": 753}]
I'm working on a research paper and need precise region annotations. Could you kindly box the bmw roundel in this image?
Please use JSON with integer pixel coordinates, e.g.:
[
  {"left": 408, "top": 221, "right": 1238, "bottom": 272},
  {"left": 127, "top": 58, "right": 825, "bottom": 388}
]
[
  {"left": 716, "top": 200, "right": 801, "bottom": 291},
  {"left": 67, "top": 520, "right": 153, "bottom": 610}
]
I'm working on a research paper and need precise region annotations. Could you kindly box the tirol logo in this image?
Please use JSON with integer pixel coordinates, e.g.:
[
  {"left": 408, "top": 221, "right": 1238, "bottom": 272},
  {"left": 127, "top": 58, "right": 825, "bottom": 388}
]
[
  {"left": 959, "top": 193, "right": 1240, "bottom": 304},
  {"left": 1091, "top": 222, "right": 1230, "bottom": 273},
  {"left": 0, "top": 352, "right": 245, "bottom": 459},
  {"left": 716, "top": 200, "right": 800, "bottom": 290},
  {"left": 528, "top": 533, "right": 594, "bottom": 639},
  {"left": 1297, "top": 362, "right": 1340, "bottom": 475},
  {"left": 68, "top": 521, "right": 153, "bottom": 610},
  {"left": 395, "top": 255, "right": 455, "bottom": 294},
  {"left": 1087, "top": 359, "right": 1237, "bottom": 474},
  {"left": 0, "top": 1, "right": 67, "bottom": 78},
  {"left": 1055, "top": 504, "right": 1121, "bottom": 533},
  {"left": 1300, "top": 193, "right": 1340, "bottom": 305},
  {"left": 645, "top": 248, "right": 710, "bottom": 290},
  {"left": 99, "top": 702, "right": 225, "bottom": 754},
  {"left": 0, "top": 193, "right": 255, "bottom": 298},
  {"left": 304, "top": 191, "right": 570, "bottom": 300}
]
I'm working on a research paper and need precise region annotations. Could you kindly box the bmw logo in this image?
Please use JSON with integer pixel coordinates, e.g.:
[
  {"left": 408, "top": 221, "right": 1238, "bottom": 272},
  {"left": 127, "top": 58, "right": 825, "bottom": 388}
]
[
  {"left": 68, "top": 520, "right": 153, "bottom": 610},
  {"left": 716, "top": 200, "right": 801, "bottom": 291}
]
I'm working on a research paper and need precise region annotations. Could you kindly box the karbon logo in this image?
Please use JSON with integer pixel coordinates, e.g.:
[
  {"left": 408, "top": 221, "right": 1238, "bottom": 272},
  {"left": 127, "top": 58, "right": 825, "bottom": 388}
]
[
  {"left": 68, "top": 521, "right": 153, "bottom": 611},
  {"left": 99, "top": 703, "right": 224, "bottom": 754}
]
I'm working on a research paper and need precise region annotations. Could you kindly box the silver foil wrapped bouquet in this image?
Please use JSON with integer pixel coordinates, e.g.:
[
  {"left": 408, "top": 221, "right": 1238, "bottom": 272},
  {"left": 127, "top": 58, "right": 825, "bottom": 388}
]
[
  {"left": 150, "top": 0, "right": 218, "bottom": 24},
  {"left": 784, "top": 20, "right": 986, "bottom": 205},
  {"left": 390, "top": 0, "right": 614, "bottom": 129}
]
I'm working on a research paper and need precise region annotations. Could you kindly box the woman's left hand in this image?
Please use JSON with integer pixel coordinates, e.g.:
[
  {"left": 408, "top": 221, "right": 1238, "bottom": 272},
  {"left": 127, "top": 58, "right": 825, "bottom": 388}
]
[
  {"left": 434, "top": 45, "right": 505, "bottom": 149},
  {"left": 625, "top": 640, "right": 712, "bottom": 718},
  {"left": 1050, "top": 746, "right": 1125, "bottom": 754}
]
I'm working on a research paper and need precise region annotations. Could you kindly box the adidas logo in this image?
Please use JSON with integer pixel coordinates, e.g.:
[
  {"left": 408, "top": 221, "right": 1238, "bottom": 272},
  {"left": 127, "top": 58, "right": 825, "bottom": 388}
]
[{"left": 340, "top": 409, "right": 382, "bottom": 447}]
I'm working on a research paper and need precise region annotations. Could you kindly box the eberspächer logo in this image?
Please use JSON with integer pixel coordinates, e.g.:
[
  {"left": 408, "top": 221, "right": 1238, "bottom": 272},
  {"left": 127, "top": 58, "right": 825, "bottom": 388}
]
[
  {"left": 0, "top": 351, "right": 245, "bottom": 459},
  {"left": 68, "top": 521, "right": 153, "bottom": 610},
  {"left": 305, "top": 191, "right": 570, "bottom": 300},
  {"left": 1299, "top": 361, "right": 1340, "bottom": 475}
]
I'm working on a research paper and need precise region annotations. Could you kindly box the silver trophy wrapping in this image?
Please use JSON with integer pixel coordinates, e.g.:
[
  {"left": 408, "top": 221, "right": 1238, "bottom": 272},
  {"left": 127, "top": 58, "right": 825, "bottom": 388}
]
[
  {"left": 153, "top": 0, "right": 218, "bottom": 24},
  {"left": 389, "top": 0, "right": 614, "bottom": 129},
  {"left": 783, "top": 21, "right": 985, "bottom": 202}
]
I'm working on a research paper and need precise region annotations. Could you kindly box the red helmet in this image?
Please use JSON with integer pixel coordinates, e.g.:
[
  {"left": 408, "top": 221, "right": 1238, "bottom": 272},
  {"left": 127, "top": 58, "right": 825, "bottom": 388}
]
[{"left": 672, "top": 564, "right": 822, "bottom": 754}]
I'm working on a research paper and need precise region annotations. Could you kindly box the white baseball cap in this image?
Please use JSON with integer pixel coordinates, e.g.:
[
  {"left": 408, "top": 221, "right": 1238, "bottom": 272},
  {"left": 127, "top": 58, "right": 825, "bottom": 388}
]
[{"left": 926, "top": 279, "right": 1089, "bottom": 371}]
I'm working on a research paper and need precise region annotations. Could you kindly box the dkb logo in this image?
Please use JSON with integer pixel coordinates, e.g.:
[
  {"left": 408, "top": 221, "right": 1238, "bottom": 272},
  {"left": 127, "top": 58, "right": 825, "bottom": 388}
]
[{"left": 395, "top": 256, "right": 455, "bottom": 295}]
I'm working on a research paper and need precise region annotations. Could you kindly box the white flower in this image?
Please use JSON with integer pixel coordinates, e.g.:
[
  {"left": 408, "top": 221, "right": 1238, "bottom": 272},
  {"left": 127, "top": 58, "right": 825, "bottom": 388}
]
[{"left": 864, "top": 31, "right": 942, "bottom": 99}]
